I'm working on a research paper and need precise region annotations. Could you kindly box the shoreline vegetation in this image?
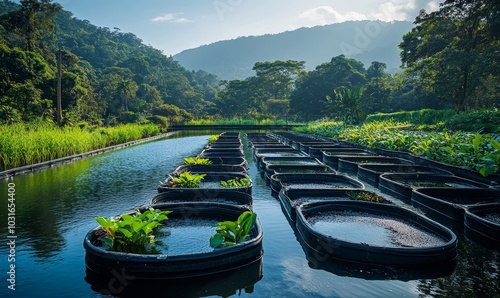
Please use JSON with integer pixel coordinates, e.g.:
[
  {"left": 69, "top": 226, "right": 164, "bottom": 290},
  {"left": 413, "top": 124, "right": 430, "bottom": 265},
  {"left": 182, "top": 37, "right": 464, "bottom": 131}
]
[
  {"left": 2, "top": 109, "right": 499, "bottom": 177},
  {"left": 294, "top": 110, "right": 500, "bottom": 177},
  {"left": 0, "top": 122, "right": 160, "bottom": 171}
]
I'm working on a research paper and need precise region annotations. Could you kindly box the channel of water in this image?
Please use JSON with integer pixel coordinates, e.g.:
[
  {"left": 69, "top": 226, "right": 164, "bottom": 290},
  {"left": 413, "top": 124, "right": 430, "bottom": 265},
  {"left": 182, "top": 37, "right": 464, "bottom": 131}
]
[{"left": 0, "top": 131, "right": 499, "bottom": 297}]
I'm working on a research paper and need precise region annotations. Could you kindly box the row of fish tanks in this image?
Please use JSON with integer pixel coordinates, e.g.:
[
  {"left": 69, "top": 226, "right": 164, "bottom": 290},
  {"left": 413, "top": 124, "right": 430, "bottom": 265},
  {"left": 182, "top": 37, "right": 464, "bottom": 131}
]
[{"left": 83, "top": 131, "right": 500, "bottom": 296}]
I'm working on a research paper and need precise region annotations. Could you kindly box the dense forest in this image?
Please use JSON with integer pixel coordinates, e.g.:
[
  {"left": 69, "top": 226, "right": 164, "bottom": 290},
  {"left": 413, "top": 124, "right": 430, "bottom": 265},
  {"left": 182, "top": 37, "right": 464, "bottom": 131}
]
[
  {"left": 217, "top": 0, "right": 500, "bottom": 122},
  {"left": 0, "top": 0, "right": 499, "bottom": 127},
  {"left": 0, "top": 0, "right": 218, "bottom": 126}
]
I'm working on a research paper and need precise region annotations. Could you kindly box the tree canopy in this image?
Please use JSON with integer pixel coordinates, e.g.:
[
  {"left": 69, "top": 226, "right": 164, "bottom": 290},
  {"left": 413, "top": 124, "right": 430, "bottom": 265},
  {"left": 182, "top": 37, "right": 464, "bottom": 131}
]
[
  {"left": 0, "top": 0, "right": 218, "bottom": 124},
  {"left": 1, "top": 0, "right": 498, "bottom": 125},
  {"left": 399, "top": 0, "right": 500, "bottom": 111}
]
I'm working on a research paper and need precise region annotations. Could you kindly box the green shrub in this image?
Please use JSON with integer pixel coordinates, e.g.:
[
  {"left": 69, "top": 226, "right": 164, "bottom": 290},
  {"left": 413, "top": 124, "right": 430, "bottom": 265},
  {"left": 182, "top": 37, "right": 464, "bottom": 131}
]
[
  {"left": 220, "top": 177, "right": 251, "bottom": 188},
  {"left": 162, "top": 172, "right": 206, "bottom": 188},
  {"left": 210, "top": 211, "right": 257, "bottom": 248},
  {"left": 183, "top": 157, "right": 212, "bottom": 165},
  {"left": 96, "top": 207, "right": 172, "bottom": 254},
  {"left": 445, "top": 109, "right": 500, "bottom": 133}
]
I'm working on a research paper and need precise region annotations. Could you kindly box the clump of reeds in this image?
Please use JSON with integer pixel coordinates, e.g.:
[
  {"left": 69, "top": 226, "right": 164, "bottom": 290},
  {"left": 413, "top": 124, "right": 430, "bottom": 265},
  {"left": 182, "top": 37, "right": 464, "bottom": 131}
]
[{"left": 0, "top": 122, "right": 160, "bottom": 170}]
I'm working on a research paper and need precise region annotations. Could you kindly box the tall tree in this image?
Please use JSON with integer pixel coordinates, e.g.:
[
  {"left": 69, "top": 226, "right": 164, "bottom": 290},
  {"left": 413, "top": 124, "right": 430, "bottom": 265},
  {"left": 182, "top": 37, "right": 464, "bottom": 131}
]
[
  {"left": 327, "top": 87, "right": 366, "bottom": 123},
  {"left": 290, "top": 55, "right": 366, "bottom": 120},
  {"left": 399, "top": 0, "right": 500, "bottom": 111},
  {"left": 4, "top": 0, "right": 61, "bottom": 52},
  {"left": 363, "top": 61, "right": 392, "bottom": 113},
  {"left": 253, "top": 60, "right": 305, "bottom": 99}
]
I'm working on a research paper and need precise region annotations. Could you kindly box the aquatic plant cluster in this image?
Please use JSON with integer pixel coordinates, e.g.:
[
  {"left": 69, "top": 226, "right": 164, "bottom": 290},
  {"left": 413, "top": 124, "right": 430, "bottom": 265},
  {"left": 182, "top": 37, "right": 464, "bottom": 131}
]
[
  {"left": 94, "top": 132, "right": 257, "bottom": 254},
  {"left": 96, "top": 208, "right": 172, "bottom": 254},
  {"left": 0, "top": 122, "right": 160, "bottom": 170}
]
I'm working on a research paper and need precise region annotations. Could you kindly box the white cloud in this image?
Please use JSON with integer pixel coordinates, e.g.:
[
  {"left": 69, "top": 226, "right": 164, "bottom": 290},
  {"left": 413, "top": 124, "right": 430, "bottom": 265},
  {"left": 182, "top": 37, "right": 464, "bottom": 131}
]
[
  {"left": 298, "top": 1, "right": 438, "bottom": 26},
  {"left": 172, "top": 18, "right": 193, "bottom": 24},
  {"left": 299, "top": 6, "right": 367, "bottom": 26},
  {"left": 151, "top": 13, "right": 193, "bottom": 23},
  {"left": 427, "top": 0, "right": 440, "bottom": 12},
  {"left": 371, "top": 1, "right": 415, "bottom": 21}
]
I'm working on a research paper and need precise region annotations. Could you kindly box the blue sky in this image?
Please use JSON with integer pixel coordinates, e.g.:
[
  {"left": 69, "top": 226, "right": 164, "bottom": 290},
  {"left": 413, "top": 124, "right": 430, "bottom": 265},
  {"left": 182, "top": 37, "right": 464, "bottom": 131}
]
[{"left": 55, "top": 0, "right": 440, "bottom": 55}]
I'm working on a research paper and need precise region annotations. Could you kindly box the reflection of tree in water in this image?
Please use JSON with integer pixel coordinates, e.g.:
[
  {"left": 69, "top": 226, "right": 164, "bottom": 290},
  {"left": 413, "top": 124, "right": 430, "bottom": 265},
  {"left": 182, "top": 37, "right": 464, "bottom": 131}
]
[
  {"left": 0, "top": 160, "right": 91, "bottom": 260},
  {"left": 417, "top": 235, "right": 500, "bottom": 297}
]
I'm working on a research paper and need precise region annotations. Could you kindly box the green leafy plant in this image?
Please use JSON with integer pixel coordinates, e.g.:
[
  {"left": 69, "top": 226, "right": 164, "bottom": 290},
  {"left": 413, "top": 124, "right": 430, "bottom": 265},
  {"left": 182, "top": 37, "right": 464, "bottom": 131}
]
[
  {"left": 95, "top": 207, "right": 172, "bottom": 254},
  {"left": 296, "top": 118, "right": 500, "bottom": 177},
  {"left": 162, "top": 171, "right": 206, "bottom": 188},
  {"left": 220, "top": 177, "right": 251, "bottom": 188},
  {"left": 183, "top": 157, "right": 212, "bottom": 165},
  {"left": 208, "top": 135, "right": 219, "bottom": 143},
  {"left": 210, "top": 211, "right": 257, "bottom": 248},
  {"left": 347, "top": 191, "right": 385, "bottom": 203}
]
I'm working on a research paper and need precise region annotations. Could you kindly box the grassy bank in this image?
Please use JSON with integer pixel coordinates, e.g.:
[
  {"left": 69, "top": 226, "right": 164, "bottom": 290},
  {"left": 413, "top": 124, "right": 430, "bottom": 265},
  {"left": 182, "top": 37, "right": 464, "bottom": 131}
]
[
  {"left": 295, "top": 119, "right": 500, "bottom": 177},
  {"left": 0, "top": 122, "right": 161, "bottom": 171},
  {"left": 365, "top": 109, "right": 500, "bottom": 133}
]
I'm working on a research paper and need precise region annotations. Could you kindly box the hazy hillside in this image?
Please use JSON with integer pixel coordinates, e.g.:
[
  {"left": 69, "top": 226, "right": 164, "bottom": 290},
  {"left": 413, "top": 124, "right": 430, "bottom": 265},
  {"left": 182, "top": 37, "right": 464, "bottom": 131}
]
[{"left": 174, "top": 20, "right": 414, "bottom": 80}]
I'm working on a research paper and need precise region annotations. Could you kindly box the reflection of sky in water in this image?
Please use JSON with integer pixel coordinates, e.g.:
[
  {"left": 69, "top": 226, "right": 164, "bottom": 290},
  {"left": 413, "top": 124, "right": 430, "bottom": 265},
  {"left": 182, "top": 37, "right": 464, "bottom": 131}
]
[
  {"left": 279, "top": 256, "right": 420, "bottom": 298},
  {"left": 0, "top": 135, "right": 209, "bottom": 297}
]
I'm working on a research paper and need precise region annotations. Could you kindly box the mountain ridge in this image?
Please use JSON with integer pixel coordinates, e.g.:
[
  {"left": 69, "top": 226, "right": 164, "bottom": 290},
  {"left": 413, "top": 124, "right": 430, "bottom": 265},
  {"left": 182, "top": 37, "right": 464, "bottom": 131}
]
[{"left": 174, "top": 20, "right": 414, "bottom": 80}]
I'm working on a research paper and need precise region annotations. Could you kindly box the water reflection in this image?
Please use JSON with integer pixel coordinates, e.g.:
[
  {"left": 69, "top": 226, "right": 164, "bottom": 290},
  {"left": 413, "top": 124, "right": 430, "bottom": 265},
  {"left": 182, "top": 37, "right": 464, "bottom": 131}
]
[
  {"left": 85, "top": 257, "right": 263, "bottom": 297},
  {"left": 416, "top": 235, "right": 500, "bottom": 297},
  {"left": 0, "top": 160, "right": 92, "bottom": 260},
  {"left": 0, "top": 136, "right": 208, "bottom": 263}
]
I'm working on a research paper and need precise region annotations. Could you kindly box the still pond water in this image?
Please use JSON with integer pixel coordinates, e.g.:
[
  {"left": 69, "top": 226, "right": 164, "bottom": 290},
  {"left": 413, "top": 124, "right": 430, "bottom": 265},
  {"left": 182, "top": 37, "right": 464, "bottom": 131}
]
[{"left": 0, "top": 131, "right": 499, "bottom": 297}]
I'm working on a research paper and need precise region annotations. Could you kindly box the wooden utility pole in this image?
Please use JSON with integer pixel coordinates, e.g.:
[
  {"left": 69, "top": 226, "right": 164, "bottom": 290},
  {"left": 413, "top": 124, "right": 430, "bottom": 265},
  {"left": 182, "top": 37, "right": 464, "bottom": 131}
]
[{"left": 57, "top": 47, "right": 62, "bottom": 124}]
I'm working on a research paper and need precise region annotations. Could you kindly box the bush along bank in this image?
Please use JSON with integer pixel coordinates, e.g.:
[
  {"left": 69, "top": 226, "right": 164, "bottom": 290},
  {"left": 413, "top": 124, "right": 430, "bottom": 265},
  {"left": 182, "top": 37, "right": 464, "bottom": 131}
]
[{"left": 295, "top": 120, "right": 500, "bottom": 177}]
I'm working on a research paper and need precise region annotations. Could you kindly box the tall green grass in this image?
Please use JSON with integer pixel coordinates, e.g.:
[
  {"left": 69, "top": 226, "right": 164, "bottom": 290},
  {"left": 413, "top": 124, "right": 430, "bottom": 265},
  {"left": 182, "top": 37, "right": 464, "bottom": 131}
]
[
  {"left": 0, "top": 122, "right": 160, "bottom": 170},
  {"left": 365, "top": 109, "right": 500, "bottom": 133},
  {"left": 365, "top": 109, "right": 456, "bottom": 124}
]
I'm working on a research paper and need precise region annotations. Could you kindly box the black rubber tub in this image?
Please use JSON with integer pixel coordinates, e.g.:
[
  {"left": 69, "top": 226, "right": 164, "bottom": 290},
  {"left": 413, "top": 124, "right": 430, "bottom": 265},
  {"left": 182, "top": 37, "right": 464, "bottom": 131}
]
[
  {"left": 322, "top": 149, "right": 375, "bottom": 169},
  {"left": 296, "top": 230, "right": 456, "bottom": 280},
  {"left": 338, "top": 156, "right": 413, "bottom": 175},
  {"left": 158, "top": 172, "right": 252, "bottom": 194},
  {"left": 249, "top": 142, "right": 288, "bottom": 149},
  {"left": 199, "top": 156, "right": 248, "bottom": 167},
  {"left": 84, "top": 203, "right": 263, "bottom": 280},
  {"left": 308, "top": 145, "right": 348, "bottom": 159},
  {"left": 412, "top": 188, "right": 500, "bottom": 229},
  {"left": 208, "top": 142, "right": 243, "bottom": 149},
  {"left": 269, "top": 173, "right": 364, "bottom": 195},
  {"left": 379, "top": 173, "right": 491, "bottom": 204},
  {"left": 217, "top": 134, "right": 241, "bottom": 142},
  {"left": 173, "top": 164, "right": 248, "bottom": 175},
  {"left": 259, "top": 156, "right": 323, "bottom": 171},
  {"left": 253, "top": 148, "right": 308, "bottom": 164},
  {"left": 278, "top": 188, "right": 391, "bottom": 222},
  {"left": 298, "top": 142, "right": 336, "bottom": 153},
  {"left": 199, "top": 148, "right": 244, "bottom": 157},
  {"left": 358, "top": 164, "right": 453, "bottom": 187},
  {"left": 295, "top": 201, "right": 458, "bottom": 266},
  {"left": 150, "top": 189, "right": 253, "bottom": 206},
  {"left": 464, "top": 203, "right": 500, "bottom": 250},
  {"left": 264, "top": 164, "right": 336, "bottom": 183}
]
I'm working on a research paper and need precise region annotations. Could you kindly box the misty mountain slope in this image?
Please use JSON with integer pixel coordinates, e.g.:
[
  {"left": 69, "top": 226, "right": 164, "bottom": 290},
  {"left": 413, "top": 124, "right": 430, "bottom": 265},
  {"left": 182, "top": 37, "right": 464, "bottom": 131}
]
[{"left": 173, "top": 20, "right": 414, "bottom": 80}]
